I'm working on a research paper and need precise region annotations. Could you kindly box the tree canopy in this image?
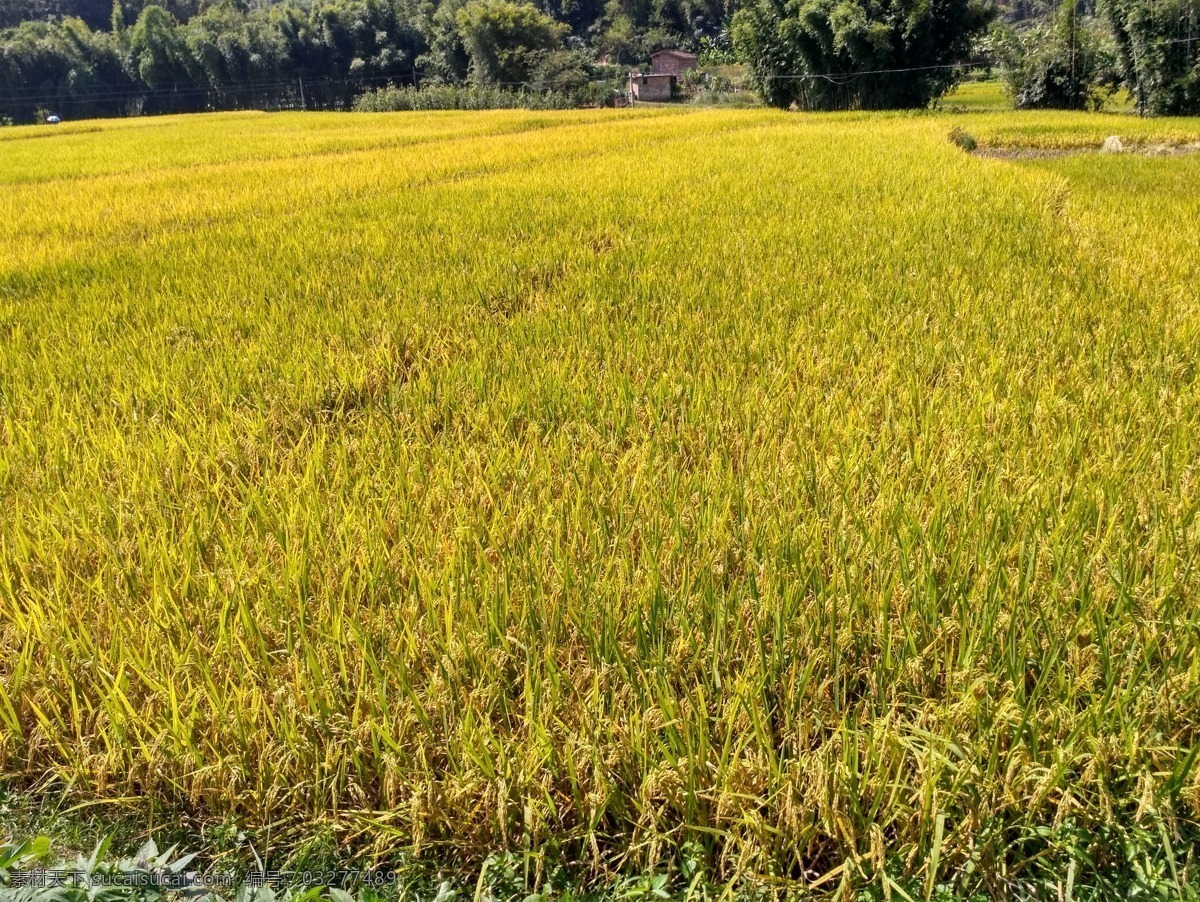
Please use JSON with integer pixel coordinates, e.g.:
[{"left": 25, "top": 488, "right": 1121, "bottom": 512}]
[
  {"left": 993, "top": 0, "right": 1115, "bottom": 109},
  {"left": 455, "top": 0, "right": 566, "bottom": 84},
  {"left": 1101, "top": 0, "right": 1199, "bottom": 114},
  {"left": 732, "top": 0, "right": 994, "bottom": 109},
  {"left": 1, "top": 0, "right": 1197, "bottom": 120}
]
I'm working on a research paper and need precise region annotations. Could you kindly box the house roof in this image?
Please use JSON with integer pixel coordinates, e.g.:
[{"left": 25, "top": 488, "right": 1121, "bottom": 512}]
[{"left": 651, "top": 49, "right": 698, "bottom": 60}]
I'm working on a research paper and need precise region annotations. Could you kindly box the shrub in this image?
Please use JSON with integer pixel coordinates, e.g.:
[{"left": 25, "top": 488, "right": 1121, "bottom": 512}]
[
  {"left": 948, "top": 125, "right": 977, "bottom": 150},
  {"left": 688, "top": 87, "right": 762, "bottom": 105},
  {"left": 353, "top": 83, "right": 583, "bottom": 109}
]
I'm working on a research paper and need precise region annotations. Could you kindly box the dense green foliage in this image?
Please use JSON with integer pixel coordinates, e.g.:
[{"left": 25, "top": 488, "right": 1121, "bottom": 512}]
[
  {"left": 0, "top": 0, "right": 732, "bottom": 123},
  {"left": 730, "top": 0, "right": 993, "bottom": 109},
  {"left": 0, "top": 0, "right": 111, "bottom": 29},
  {"left": 729, "top": 0, "right": 1196, "bottom": 113},
  {"left": 0, "top": 17, "right": 136, "bottom": 118},
  {"left": 455, "top": 0, "right": 565, "bottom": 84},
  {"left": 2, "top": 0, "right": 1196, "bottom": 119},
  {"left": 1101, "top": 0, "right": 1200, "bottom": 114},
  {"left": 997, "top": 0, "right": 1094, "bottom": 23},
  {"left": 989, "top": 0, "right": 1199, "bottom": 115},
  {"left": 994, "top": 0, "right": 1115, "bottom": 109},
  {"left": 0, "top": 0, "right": 435, "bottom": 121}
]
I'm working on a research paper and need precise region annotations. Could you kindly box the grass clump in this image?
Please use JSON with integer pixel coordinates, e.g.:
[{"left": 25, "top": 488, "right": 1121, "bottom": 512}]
[{"left": 948, "top": 125, "right": 978, "bottom": 151}]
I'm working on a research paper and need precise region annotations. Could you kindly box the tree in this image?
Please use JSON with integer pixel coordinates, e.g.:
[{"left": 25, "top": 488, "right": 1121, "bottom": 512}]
[
  {"left": 526, "top": 45, "right": 593, "bottom": 89},
  {"left": 997, "top": 0, "right": 1064, "bottom": 23},
  {"left": 184, "top": 3, "right": 289, "bottom": 106},
  {"left": 994, "top": 0, "right": 1115, "bottom": 108},
  {"left": 128, "top": 5, "right": 194, "bottom": 88},
  {"left": 112, "top": 0, "right": 205, "bottom": 29},
  {"left": 535, "top": 0, "right": 606, "bottom": 35},
  {"left": 0, "top": 0, "right": 114, "bottom": 29},
  {"left": 732, "top": 0, "right": 994, "bottom": 109},
  {"left": 455, "top": 0, "right": 566, "bottom": 84},
  {"left": 417, "top": 0, "right": 473, "bottom": 80},
  {"left": 593, "top": 12, "right": 677, "bottom": 64},
  {"left": 1101, "top": 0, "right": 1199, "bottom": 114},
  {"left": 0, "top": 17, "right": 134, "bottom": 119}
]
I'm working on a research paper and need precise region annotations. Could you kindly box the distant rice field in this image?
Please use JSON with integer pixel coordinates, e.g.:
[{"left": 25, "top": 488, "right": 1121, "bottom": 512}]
[
  {"left": 941, "top": 79, "right": 1011, "bottom": 110},
  {"left": 2, "top": 107, "right": 1200, "bottom": 893},
  {"left": 943, "top": 78, "right": 1137, "bottom": 113}
]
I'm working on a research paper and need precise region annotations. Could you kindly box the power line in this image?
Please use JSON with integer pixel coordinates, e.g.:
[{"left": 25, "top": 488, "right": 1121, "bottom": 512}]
[{"left": 761, "top": 62, "right": 974, "bottom": 81}]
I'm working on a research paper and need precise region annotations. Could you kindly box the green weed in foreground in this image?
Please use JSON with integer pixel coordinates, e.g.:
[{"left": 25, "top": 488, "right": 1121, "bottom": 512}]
[{"left": 1, "top": 107, "right": 1200, "bottom": 896}]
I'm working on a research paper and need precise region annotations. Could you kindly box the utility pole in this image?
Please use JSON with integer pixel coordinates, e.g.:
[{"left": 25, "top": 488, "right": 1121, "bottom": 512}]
[
  {"left": 299, "top": 77, "right": 306, "bottom": 111},
  {"left": 1069, "top": 0, "right": 1077, "bottom": 105}
]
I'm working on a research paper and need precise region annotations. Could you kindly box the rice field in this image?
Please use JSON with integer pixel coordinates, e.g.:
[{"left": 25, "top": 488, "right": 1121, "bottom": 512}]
[
  {"left": 939, "top": 79, "right": 1135, "bottom": 114},
  {"left": 2, "top": 106, "right": 1200, "bottom": 895}
]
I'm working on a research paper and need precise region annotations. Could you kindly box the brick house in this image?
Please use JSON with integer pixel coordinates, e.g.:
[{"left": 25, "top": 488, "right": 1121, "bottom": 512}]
[
  {"left": 650, "top": 49, "right": 699, "bottom": 77},
  {"left": 628, "top": 73, "right": 675, "bottom": 102}
]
